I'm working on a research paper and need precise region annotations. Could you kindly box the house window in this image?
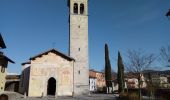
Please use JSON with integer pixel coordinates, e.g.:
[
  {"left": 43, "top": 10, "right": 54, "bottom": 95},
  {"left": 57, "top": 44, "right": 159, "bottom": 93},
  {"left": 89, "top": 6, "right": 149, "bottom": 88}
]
[
  {"left": 80, "top": 3, "right": 84, "bottom": 14},
  {"left": 74, "top": 3, "right": 78, "bottom": 14},
  {"left": 1, "top": 67, "right": 5, "bottom": 73},
  {"left": 78, "top": 70, "right": 80, "bottom": 74}
]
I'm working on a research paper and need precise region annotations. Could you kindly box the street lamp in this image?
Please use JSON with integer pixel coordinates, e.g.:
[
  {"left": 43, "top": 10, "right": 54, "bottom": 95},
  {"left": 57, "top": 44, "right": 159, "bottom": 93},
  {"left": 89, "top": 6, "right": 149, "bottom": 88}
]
[{"left": 165, "top": 9, "right": 170, "bottom": 20}]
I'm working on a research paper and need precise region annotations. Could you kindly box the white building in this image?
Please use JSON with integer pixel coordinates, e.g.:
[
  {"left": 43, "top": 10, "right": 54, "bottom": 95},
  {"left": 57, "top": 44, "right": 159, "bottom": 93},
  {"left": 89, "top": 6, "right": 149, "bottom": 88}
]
[
  {"left": 151, "top": 74, "right": 169, "bottom": 87},
  {"left": 126, "top": 74, "right": 147, "bottom": 89},
  {"left": 89, "top": 77, "right": 97, "bottom": 92}
]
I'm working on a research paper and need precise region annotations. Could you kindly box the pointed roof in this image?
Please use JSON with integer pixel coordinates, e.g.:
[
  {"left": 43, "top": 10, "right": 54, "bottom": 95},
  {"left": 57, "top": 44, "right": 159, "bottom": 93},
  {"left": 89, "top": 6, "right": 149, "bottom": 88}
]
[
  {"left": 30, "top": 49, "right": 75, "bottom": 61},
  {"left": 0, "top": 34, "right": 6, "bottom": 49},
  {"left": 0, "top": 53, "right": 15, "bottom": 64},
  {"left": 21, "top": 61, "right": 31, "bottom": 65}
]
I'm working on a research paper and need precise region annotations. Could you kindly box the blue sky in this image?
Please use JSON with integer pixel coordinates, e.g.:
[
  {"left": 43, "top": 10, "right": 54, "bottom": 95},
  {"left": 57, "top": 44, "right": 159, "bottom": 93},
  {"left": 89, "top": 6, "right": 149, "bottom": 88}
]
[{"left": 0, "top": 0, "right": 170, "bottom": 74}]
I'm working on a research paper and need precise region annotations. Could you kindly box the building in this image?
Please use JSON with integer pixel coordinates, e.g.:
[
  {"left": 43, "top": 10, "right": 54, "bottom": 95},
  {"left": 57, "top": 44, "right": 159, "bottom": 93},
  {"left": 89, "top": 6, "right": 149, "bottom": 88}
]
[
  {"left": 89, "top": 70, "right": 117, "bottom": 92},
  {"left": 0, "top": 34, "right": 15, "bottom": 93},
  {"left": 159, "top": 75, "right": 169, "bottom": 88},
  {"left": 19, "top": 62, "right": 30, "bottom": 95},
  {"left": 111, "top": 80, "right": 119, "bottom": 92},
  {"left": 19, "top": 0, "right": 89, "bottom": 97},
  {"left": 20, "top": 49, "right": 75, "bottom": 97},
  {"left": 68, "top": 0, "right": 89, "bottom": 95},
  {"left": 126, "top": 78, "right": 138, "bottom": 89},
  {"left": 125, "top": 73, "right": 147, "bottom": 89},
  {"left": 96, "top": 72, "right": 106, "bottom": 91},
  {"left": 89, "top": 71, "right": 97, "bottom": 92},
  {"left": 89, "top": 70, "right": 106, "bottom": 92},
  {"left": 89, "top": 77, "right": 97, "bottom": 92},
  {"left": 5, "top": 73, "right": 20, "bottom": 92},
  {"left": 151, "top": 73, "right": 169, "bottom": 88}
]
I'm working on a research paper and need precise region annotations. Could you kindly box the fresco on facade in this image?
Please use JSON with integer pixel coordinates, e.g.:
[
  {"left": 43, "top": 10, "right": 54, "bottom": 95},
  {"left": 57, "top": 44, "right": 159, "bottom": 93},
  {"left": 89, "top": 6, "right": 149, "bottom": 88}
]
[
  {"left": 32, "top": 67, "right": 57, "bottom": 76},
  {"left": 62, "top": 69, "right": 71, "bottom": 86}
]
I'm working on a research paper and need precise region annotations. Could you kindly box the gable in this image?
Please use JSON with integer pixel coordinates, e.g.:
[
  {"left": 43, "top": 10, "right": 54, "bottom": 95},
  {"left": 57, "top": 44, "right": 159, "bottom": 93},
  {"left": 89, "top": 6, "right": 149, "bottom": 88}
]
[{"left": 30, "top": 49, "right": 74, "bottom": 61}]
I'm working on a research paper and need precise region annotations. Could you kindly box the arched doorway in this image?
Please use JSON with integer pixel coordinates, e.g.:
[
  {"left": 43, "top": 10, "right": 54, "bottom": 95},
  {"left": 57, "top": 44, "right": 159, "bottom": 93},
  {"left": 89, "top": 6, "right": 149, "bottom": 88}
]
[{"left": 47, "top": 77, "right": 56, "bottom": 95}]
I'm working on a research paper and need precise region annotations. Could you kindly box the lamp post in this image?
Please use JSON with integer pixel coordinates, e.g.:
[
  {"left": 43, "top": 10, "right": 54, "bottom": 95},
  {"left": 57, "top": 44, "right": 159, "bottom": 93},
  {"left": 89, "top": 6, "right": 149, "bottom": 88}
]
[{"left": 166, "top": 9, "right": 170, "bottom": 20}]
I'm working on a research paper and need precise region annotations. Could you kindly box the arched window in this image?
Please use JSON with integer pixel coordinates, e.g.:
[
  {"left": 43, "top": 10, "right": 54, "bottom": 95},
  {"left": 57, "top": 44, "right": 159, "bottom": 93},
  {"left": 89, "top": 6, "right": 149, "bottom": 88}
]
[
  {"left": 74, "top": 3, "right": 78, "bottom": 14},
  {"left": 80, "top": 3, "right": 84, "bottom": 14}
]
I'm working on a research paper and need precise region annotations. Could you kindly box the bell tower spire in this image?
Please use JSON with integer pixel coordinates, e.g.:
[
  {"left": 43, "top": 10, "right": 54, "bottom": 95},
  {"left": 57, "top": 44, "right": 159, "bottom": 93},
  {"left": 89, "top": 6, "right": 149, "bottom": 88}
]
[{"left": 68, "top": 0, "right": 89, "bottom": 95}]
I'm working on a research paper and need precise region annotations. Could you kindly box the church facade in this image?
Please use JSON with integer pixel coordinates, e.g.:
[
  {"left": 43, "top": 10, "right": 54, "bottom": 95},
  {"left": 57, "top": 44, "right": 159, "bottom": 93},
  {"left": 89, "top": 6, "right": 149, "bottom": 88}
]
[
  {"left": 19, "top": 0, "right": 89, "bottom": 97},
  {"left": 19, "top": 49, "right": 74, "bottom": 97}
]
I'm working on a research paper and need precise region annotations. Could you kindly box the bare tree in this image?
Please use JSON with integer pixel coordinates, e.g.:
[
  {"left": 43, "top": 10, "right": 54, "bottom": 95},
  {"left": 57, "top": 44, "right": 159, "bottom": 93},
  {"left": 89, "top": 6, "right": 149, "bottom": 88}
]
[
  {"left": 101, "top": 67, "right": 117, "bottom": 76},
  {"left": 165, "top": 9, "right": 170, "bottom": 19},
  {"left": 160, "top": 45, "right": 170, "bottom": 67},
  {"left": 125, "top": 49, "right": 155, "bottom": 100}
]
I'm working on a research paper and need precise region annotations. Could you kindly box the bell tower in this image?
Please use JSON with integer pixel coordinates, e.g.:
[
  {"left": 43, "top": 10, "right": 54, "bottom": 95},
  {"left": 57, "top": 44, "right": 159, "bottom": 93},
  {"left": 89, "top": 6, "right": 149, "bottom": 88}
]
[{"left": 68, "top": 0, "right": 89, "bottom": 95}]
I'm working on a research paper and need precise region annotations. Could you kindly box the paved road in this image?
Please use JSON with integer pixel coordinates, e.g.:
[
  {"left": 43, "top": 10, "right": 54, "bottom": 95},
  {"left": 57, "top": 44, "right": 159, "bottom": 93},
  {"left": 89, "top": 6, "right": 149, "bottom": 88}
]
[{"left": 4, "top": 92, "right": 117, "bottom": 100}]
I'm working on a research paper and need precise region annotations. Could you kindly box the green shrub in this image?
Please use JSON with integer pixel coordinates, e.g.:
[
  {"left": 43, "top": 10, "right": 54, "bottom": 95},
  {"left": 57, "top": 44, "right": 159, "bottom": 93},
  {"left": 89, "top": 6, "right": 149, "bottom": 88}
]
[
  {"left": 159, "top": 94, "right": 169, "bottom": 100},
  {"left": 127, "top": 92, "right": 139, "bottom": 100},
  {"left": 119, "top": 93, "right": 127, "bottom": 100},
  {"left": 119, "top": 92, "right": 139, "bottom": 100}
]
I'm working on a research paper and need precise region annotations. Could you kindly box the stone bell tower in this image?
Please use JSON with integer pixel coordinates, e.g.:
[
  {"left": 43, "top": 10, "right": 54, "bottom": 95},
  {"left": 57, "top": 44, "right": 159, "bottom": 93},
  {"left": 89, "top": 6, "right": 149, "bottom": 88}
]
[{"left": 68, "top": 0, "right": 89, "bottom": 95}]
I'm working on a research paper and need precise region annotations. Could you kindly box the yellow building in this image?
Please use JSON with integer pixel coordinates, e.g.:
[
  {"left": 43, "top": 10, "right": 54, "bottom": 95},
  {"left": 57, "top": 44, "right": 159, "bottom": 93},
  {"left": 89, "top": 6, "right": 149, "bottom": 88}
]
[{"left": 0, "top": 34, "right": 14, "bottom": 93}]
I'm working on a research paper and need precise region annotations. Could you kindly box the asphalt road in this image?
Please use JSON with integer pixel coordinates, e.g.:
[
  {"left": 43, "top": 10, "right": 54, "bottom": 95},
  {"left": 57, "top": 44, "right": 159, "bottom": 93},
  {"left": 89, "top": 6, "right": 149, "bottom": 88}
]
[{"left": 4, "top": 92, "right": 117, "bottom": 100}]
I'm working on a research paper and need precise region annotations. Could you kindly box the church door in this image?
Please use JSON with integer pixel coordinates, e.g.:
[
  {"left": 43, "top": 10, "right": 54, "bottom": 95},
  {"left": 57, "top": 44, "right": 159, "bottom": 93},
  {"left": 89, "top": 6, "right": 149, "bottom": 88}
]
[{"left": 47, "top": 77, "right": 56, "bottom": 95}]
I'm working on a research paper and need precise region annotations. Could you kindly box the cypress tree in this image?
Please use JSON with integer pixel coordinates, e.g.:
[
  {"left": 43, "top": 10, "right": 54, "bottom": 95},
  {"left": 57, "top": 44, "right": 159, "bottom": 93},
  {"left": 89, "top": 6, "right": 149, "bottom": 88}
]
[
  {"left": 117, "top": 51, "right": 125, "bottom": 93},
  {"left": 105, "top": 44, "right": 112, "bottom": 93}
]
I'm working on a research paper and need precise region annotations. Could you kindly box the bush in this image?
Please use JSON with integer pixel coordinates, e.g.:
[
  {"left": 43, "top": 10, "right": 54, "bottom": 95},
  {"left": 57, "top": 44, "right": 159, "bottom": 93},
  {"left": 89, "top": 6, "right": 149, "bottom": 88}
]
[
  {"left": 119, "top": 93, "right": 128, "bottom": 100},
  {"left": 159, "top": 94, "right": 169, "bottom": 100},
  {"left": 127, "top": 92, "right": 139, "bottom": 100},
  {"left": 119, "top": 92, "right": 139, "bottom": 100}
]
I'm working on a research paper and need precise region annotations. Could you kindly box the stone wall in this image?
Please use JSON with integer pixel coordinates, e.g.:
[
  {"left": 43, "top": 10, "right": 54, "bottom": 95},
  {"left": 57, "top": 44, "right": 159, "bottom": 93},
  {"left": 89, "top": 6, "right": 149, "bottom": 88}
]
[
  {"left": 0, "top": 59, "right": 8, "bottom": 93},
  {"left": 19, "top": 64, "right": 30, "bottom": 95},
  {"left": 69, "top": 0, "right": 89, "bottom": 95},
  {"left": 28, "top": 52, "right": 74, "bottom": 97}
]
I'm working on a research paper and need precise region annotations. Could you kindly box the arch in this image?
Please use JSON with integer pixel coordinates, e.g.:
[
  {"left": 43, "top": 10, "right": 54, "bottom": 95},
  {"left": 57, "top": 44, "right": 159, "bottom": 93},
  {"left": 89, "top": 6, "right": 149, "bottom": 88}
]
[
  {"left": 80, "top": 3, "right": 84, "bottom": 14},
  {"left": 47, "top": 77, "right": 56, "bottom": 95},
  {"left": 73, "top": 3, "right": 78, "bottom": 14}
]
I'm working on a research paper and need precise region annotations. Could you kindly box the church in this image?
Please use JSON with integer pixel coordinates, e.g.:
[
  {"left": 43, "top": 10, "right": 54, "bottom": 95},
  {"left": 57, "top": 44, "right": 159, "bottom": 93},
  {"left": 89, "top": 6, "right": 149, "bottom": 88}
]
[{"left": 19, "top": 0, "right": 89, "bottom": 97}]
